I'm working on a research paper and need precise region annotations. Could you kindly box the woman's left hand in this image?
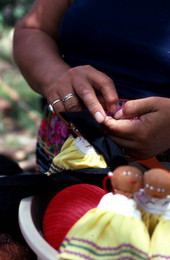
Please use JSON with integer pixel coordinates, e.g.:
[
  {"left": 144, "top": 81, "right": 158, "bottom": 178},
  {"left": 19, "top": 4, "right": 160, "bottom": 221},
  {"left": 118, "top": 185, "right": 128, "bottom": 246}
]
[{"left": 103, "top": 97, "right": 170, "bottom": 160}]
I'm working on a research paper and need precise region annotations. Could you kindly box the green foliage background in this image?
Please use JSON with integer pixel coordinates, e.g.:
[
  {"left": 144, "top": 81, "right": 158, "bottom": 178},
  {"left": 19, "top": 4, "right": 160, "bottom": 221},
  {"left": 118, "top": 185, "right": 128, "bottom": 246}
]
[
  {"left": 0, "top": 0, "right": 41, "bottom": 161},
  {"left": 0, "top": 0, "right": 34, "bottom": 28}
]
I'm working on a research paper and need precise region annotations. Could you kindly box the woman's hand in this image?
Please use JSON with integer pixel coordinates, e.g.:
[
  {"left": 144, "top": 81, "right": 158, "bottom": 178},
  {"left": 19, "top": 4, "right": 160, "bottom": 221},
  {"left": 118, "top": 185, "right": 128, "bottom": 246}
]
[
  {"left": 47, "top": 65, "right": 118, "bottom": 123},
  {"left": 103, "top": 97, "right": 170, "bottom": 159},
  {"left": 13, "top": 0, "right": 118, "bottom": 124}
]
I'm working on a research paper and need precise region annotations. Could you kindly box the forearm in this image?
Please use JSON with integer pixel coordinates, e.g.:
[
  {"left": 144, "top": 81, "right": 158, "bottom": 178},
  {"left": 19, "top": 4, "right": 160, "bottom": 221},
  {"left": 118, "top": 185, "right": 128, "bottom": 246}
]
[
  {"left": 13, "top": 27, "right": 70, "bottom": 98},
  {"left": 13, "top": 25, "right": 118, "bottom": 121},
  {"left": 13, "top": 0, "right": 118, "bottom": 121}
]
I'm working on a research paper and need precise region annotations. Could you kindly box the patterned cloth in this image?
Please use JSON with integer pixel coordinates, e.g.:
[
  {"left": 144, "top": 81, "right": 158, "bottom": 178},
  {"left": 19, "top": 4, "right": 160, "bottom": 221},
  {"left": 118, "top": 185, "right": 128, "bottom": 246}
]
[
  {"left": 36, "top": 99, "right": 170, "bottom": 174},
  {"left": 36, "top": 106, "right": 70, "bottom": 174},
  {"left": 35, "top": 100, "right": 127, "bottom": 174}
]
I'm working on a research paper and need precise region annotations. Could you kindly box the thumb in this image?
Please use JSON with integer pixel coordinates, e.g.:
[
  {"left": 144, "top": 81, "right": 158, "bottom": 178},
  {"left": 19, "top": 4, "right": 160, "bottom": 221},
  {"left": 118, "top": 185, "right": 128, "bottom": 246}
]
[{"left": 114, "top": 98, "right": 156, "bottom": 119}]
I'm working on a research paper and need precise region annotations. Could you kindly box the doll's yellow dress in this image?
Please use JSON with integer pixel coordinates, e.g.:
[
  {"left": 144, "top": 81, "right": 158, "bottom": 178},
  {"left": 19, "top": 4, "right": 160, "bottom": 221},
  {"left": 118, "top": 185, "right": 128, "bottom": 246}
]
[
  {"left": 135, "top": 190, "right": 170, "bottom": 259},
  {"left": 46, "top": 136, "right": 107, "bottom": 175},
  {"left": 58, "top": 193, "right": 150, "bottom": 260}
]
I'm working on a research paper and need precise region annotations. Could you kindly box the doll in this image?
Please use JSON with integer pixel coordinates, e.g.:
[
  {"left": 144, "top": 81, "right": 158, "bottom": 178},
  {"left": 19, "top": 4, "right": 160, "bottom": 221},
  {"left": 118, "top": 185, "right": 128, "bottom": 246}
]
[
  {"left": 46, "top": 110, "right": 127, "bottom": 175},
  {"left": 135, "top": 168, "right": 170, "bottom": 259},
  {"left": 135, "top": 168, "right": 170, "bottom": 235},
  {"left": 46, "top": 123, "right": 107, "bottom": 175},
  {"left": 58, "top": 165, "right": 150, "bottom": 260}
]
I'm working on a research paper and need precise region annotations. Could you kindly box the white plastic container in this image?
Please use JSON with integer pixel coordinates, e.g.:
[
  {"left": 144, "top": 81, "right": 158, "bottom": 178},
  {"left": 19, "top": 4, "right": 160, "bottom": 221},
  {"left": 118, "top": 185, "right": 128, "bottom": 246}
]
[{"left": 18, "top": 195, "right": 59, "bottom": 260}]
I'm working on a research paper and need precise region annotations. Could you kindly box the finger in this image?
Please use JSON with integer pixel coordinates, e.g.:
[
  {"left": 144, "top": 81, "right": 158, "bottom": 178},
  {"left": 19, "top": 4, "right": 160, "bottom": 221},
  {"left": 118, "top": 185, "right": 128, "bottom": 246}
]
[
  {"left": 61, "top": 91, "right": 82, "bottom": 112},
  {"left": 71, "top": 66, "right": 118, "bottom": 120},
  {"left": 48, "top": 94, "right": 80, "bottom": 126},
  {"left": 85, "top": 66, "right": 119, "bottom": 112},
  {"left": 48, "top": 96, "right": 65, "bottom": 114},
  {"left": 103, "top": 116, "right": 140, "bottom": 137},
  {"left": 74, "top": 78, "right": 107, "bottom": 123},
  {"left": 114, "top": 97, "right": 157, "bottom": 119},
  {"left": 56, "top": 73, "right": 84, "bottom": 113},
  {"left": 91, "top": 73, "right": 118, "bottom": 113},
  {"left": 97, "top": 94, "right": 108, "bottom": 111}
]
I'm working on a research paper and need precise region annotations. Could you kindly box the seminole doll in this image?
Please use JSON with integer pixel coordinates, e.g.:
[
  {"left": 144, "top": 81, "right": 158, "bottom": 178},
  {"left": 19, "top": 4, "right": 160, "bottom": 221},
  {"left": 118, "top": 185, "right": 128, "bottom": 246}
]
[
  {"left": 135, "top": 168, "right": 170, "bottom": 259},
  {"left": 58, "top": 165, "right": 149, "bottom": 260}
]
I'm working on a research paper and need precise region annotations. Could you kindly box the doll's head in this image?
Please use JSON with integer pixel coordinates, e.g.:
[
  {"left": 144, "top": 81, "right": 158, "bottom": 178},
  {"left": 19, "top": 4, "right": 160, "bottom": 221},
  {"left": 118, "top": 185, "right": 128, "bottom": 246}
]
[
  {"left": 110, "top": 165, "right": 143, "bottom": 198},
  {"left": 144, "top": 168, "right": 170, "bottom": 199}
]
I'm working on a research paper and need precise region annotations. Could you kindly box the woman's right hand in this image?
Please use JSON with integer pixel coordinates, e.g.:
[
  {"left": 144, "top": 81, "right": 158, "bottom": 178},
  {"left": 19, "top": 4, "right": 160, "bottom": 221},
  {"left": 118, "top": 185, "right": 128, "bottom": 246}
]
[
  {"left": 13, "top": 0, "right": 118, "bottom": 124},
  {"left": 47, "top": 65, "right": 118, "bottom": 123}
]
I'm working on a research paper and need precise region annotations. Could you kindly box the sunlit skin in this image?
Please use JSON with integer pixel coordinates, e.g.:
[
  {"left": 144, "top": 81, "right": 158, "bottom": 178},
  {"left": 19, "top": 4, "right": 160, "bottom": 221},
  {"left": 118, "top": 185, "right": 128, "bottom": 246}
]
[
  {"left": 110, "top": 165, "right": 143, "bottom": 198},
  {"left": 144, "top": 168, "right": 170, "bottom": 199}
]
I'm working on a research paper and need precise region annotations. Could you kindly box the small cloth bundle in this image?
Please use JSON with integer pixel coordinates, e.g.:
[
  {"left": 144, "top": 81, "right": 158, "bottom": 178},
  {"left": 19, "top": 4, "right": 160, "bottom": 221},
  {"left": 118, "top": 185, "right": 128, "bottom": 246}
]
[{"left": 46, "top": 110, "right": 127, "bottom": 176}]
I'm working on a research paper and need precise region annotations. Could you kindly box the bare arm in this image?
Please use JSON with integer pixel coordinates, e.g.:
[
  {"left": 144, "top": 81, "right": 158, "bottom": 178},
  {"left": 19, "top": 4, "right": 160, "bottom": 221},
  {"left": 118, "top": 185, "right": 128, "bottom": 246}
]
[
  {"left": 13, "top": 0, "right": 118, "bottom": 123},
  {"left": 13, "top": 0, "right": 72, "bottom": 97}
]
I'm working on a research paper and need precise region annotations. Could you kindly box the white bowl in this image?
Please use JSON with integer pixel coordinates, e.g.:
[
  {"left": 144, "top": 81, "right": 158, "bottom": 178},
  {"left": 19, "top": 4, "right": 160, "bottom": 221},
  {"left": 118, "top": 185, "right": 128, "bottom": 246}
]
[{"left": 18, "top": 195, "right": 59, "bottom": 260}]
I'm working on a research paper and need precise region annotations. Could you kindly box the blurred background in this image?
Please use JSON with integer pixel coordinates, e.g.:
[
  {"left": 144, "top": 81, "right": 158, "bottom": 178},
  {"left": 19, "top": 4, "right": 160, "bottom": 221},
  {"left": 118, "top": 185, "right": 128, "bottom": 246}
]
[{"left": 0, "top": 0, "right": 41, "bottom": 172}]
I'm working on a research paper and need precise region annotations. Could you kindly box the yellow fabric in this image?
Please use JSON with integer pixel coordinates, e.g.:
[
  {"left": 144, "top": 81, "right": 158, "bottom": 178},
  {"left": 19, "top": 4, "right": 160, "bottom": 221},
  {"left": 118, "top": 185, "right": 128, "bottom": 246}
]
[
  {"left": 59, "top": 208, "right": 150, "bottom": 260},
  {"left": 150, "top": 217, "right": 170, "bottom": 259},
  {"left": 48, "top": 136, "right": 107, "bottom": 174},
  {"left": 59, "top": 204, "right": 170, "bottom": 259},
  {"left": 138, "top": 206, "right": 162, "bottom": 237}
]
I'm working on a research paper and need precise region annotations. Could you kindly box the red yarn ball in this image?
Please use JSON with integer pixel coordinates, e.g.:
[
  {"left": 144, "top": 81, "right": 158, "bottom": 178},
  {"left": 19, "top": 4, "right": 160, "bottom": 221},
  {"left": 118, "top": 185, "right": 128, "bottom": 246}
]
[{"left": 43, "top": 184, "right": 105, "bottom": 250}]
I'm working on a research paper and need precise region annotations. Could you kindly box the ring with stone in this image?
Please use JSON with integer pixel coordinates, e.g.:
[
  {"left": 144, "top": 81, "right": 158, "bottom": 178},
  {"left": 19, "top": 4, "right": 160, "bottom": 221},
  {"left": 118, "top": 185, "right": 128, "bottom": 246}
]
[{"left": 48, "top": 99, "right": 62, "bottom": 113}]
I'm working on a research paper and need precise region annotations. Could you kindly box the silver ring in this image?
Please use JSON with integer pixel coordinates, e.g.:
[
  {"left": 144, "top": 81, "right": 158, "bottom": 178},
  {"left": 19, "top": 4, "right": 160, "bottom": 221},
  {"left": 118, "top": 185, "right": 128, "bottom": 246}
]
[
  {"left": 62, "top": 93, "right": 76, "bottom": 103},
  {"left": 48, "top": 99, "right": 62, "bottom": 113}
]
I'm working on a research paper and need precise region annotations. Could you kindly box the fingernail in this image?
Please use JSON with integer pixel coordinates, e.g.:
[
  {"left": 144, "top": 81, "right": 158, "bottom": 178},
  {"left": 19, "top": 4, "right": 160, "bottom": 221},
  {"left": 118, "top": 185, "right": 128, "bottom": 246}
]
[
  {"left": 114, "top": 109, "right": 123, "bottom": 119},
  {"left": 94, "top": 111, "right": 105, "bottom": 123}
]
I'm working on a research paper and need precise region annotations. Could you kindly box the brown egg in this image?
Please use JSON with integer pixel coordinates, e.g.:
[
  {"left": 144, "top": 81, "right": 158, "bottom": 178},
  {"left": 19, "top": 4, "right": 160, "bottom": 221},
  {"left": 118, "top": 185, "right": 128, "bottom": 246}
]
[
  {"left": 110, "top": 165, "right": 143, "bottom": 197},
  {"left": 144, "top": 168, "right": 170, "bottom": 199}
]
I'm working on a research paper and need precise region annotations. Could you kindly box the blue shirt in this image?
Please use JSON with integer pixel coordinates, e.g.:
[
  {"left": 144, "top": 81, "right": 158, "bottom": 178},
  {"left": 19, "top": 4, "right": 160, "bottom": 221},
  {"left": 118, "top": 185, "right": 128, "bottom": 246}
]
[{"left": 59, "top": 0, "right": 170, "bottom": 99}]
